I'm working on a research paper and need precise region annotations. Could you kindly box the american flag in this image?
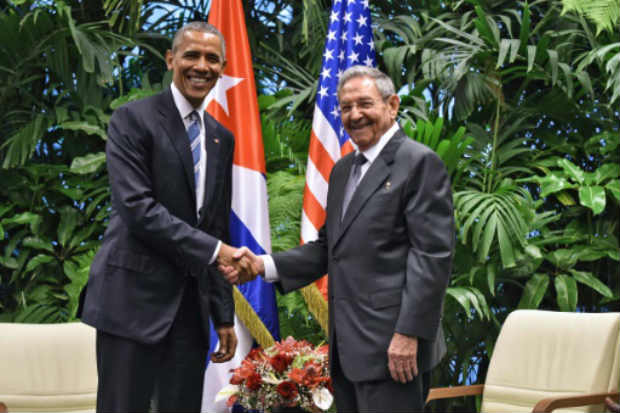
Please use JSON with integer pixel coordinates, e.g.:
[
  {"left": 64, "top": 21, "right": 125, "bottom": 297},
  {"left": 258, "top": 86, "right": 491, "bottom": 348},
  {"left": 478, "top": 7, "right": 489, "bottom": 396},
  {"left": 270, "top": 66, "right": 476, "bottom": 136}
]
[{"left": 301, "top": 0, "right": 376, "bottom": 299}]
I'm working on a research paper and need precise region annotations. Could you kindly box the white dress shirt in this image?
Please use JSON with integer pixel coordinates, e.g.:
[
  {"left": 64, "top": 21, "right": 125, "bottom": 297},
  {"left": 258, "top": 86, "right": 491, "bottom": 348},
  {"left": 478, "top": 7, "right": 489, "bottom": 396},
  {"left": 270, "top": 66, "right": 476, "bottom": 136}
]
[
  {"left": 170, "top": 83, "right": 221, "bottom": 264},
  {"left": 261, "top": 121, "right": 400, "bottom": 281}
]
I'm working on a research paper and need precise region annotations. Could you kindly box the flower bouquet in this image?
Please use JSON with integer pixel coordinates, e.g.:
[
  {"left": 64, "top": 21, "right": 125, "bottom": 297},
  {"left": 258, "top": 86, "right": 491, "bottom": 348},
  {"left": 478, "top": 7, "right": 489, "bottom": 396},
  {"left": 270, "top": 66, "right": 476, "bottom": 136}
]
[{"left": 217, "top": 336, "right": 334, "bottom": 412}]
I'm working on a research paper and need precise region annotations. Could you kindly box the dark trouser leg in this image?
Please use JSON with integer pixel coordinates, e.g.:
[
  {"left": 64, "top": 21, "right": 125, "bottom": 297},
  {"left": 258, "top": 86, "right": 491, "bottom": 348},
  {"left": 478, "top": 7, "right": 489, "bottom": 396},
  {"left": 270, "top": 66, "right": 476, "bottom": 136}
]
[
  {"left": 95, "top": 330, "right": 159, "bottom": 412},
  {"left": 154, "top": 279, "right": 207, "bottom": 412},
  {"left": 355, "top": 371, "right": 431, "bottom": 413}
]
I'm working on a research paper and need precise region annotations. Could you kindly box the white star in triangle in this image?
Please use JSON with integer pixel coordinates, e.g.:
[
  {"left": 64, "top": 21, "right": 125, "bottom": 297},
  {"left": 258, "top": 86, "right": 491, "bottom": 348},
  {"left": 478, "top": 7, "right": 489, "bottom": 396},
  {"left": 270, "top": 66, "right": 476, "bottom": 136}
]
[{"left": 205, "top": 74, "right": 244, "bottom": 116}]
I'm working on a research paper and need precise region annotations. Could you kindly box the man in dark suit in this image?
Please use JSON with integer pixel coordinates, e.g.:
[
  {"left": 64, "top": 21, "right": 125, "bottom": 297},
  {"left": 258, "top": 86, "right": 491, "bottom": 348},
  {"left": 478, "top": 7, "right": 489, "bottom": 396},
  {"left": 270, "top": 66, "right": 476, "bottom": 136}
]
[
  {"left": 221, "top": 66, "right": 454, "bottom": 412},
  {"left": 78, "top": 22, "right": 251, "bottom": 412}
]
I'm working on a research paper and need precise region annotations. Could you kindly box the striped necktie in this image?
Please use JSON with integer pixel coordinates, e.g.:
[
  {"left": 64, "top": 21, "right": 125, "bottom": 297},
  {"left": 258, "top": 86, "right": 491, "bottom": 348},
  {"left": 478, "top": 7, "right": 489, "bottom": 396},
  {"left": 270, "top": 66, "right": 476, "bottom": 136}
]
[{"left": 187, "top": 111, "right": 201, "bottom": 189}]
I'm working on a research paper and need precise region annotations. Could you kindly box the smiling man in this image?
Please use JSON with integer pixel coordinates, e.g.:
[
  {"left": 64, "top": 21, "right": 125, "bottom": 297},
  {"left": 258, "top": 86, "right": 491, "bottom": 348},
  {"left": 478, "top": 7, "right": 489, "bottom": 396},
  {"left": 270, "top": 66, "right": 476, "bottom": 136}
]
[
  {"left": 222, "top": 66, "right": 455, "bottom": 412},
  {"left": 78, "top": 22, "right": 252, "bottom": 412}
]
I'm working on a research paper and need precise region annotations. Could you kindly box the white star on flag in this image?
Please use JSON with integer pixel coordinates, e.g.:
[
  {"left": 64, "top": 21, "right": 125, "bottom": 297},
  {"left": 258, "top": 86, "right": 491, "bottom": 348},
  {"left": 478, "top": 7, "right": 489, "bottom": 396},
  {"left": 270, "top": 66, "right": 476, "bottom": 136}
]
[
  {"left": 357, "top": 14, "right": 367, "bottom": 26},
  {"left": 348, "top": 50, "right": 359, "bottom": 63},
  {"left": 323, "top": 48, "right": 334, "bottom": 61},
  {"left": 205, "top": 74, "right": 244, "bottom": 116},
  {"left": 353, "top": 32, "right": 364, "bottom": 45},
  {"left": 343, "top": 11, "right": 352, "bottom": 23}
]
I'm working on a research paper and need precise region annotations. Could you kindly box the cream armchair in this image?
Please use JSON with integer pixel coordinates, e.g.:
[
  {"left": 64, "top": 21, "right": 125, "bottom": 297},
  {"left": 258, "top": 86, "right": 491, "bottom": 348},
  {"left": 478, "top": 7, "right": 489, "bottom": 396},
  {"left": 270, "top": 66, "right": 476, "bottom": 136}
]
[
  {"left": 427, "top": 310, "right": 620, "bottom": 412},
  {"left": 0, "top": 322, "right": 97, "bottom": 412}
]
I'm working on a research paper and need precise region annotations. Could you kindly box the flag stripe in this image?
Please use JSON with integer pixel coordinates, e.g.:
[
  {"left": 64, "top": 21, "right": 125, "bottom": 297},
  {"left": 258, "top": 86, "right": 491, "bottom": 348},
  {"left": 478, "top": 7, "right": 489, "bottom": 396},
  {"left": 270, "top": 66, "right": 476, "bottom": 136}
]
[
  {"left": 302, "top": 184, "right": 327, "bottom": 233},
  {"left": 311, "top": 104, "right": 342, "bottom": 163},
  {"left": 308, "top": 131, "right": 336, "bottom": 183},
  {"left": 231, "top": 165, "right": 271, "bottom": 252}
]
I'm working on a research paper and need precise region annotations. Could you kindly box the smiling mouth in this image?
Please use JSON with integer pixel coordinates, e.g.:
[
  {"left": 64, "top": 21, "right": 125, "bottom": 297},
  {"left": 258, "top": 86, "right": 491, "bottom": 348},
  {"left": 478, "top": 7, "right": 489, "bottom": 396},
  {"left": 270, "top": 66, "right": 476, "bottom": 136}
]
[{"left": 187, "top": 75, "right": 214, "bottom": 87}]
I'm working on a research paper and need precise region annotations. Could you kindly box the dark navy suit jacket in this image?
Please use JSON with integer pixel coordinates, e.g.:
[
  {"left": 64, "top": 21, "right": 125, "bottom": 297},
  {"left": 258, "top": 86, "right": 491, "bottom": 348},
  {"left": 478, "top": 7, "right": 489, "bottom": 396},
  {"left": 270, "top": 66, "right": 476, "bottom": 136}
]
[{"left": 78, "top": 88, "right": 235, "bottom": 345}]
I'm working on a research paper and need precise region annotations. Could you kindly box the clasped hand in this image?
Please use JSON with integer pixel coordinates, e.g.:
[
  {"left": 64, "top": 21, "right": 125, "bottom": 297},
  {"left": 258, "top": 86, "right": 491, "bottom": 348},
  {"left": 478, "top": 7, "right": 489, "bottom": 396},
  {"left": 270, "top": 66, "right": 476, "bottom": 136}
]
[{"left": 217, "top": 245, "right": 263, "bottom": 285}]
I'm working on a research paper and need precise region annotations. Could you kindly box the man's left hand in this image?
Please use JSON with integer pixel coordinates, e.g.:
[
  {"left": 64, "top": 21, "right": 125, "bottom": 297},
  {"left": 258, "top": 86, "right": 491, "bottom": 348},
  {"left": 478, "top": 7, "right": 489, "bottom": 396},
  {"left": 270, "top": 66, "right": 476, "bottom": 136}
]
[
  {"left": 211, "top": 326, "right": 237, "bottom": 363},
  {"left": 387, "top": 333, "right": 419, "bottom": 383}
]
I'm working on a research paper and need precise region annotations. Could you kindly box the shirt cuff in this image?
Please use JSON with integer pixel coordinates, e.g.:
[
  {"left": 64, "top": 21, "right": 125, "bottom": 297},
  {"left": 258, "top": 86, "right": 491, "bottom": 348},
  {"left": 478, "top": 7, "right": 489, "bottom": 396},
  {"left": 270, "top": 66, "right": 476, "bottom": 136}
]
[
  {"left": 260, "top": 254, "right": 280, "bottom": 282},
  {"left": 209, "top": 240, "right": 222, "bottom": 265}
]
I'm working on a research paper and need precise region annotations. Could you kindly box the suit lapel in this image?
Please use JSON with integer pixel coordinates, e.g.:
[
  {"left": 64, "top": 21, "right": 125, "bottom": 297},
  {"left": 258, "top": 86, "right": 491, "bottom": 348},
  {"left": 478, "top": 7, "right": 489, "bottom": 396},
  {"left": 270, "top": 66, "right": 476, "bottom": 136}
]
[
  {"left": 334, "top": 130, "right": 406, "bottom": 246},
  {"left": 198, "top": 113, "right": 221, "bottom": 226},
  {"left": 157, "top": 89, "right": 197, "bottom": 206}
]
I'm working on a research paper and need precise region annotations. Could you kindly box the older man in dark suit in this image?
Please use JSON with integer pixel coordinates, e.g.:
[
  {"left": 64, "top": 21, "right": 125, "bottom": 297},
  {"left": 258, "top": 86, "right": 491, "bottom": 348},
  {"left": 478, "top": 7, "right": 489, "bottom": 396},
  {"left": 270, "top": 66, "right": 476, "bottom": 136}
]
[
  {"left": 222, "top": 66, "right": 454, "bottom": 412},
  {"left": 78, "top": 22, "right": 251, "bottom": 412}
]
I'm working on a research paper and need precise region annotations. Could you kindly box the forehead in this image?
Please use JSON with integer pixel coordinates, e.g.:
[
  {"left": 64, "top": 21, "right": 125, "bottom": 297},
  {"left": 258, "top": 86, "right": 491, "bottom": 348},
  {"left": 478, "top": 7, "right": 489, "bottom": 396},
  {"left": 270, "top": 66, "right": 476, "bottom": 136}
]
[
  {"left": 339, "top": 76, "right": 381, "bottom": 101},
  {"left": 175, "top": 30, "right": 223, "bottom": 54}
]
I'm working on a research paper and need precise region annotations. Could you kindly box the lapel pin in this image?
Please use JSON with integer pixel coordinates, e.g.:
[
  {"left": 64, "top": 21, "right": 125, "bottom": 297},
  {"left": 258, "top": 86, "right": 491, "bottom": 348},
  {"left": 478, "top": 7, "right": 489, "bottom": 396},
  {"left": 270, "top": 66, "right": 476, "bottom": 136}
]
[
  {"left": 213, "top": 138, "right": 220, "bottom": 144},
  {"left": 385, "top": 181, "right": 391, "bottom": 189}
]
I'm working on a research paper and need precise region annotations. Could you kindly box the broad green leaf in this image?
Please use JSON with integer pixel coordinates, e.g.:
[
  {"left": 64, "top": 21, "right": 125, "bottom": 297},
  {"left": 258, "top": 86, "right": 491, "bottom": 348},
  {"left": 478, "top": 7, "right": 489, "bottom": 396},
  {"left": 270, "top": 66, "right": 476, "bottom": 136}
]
[
  {"left": 25, "top": 254, "right": 54, "bottom": 273},
  {"left": 578, "top": 186, "right": 606, "bottom": 215},
  {"left": 555, "top": 191, "right": 576, "bottom": 206},
  {"left": 605, "top": 180, "right": 620, "bottom": 201},
  {"left": 548, "top": 49, "right": 559, "bottom": 84},
  {"left": 446, "top": 287, "right": 472, "bottom": 318},
  {"left": 518, "top": 273, "right": 549, "bottom": 309},
  {"left": 529, "top": 174, "right": 575, "bottom": 197},
  {"left": 0, "top": 255, "right": 19, "bottom": 269},
  {"left": 58, "top": 121, "right": 107, "bottom": 141},
  {"left": 525, "top": 244, "right": 543, "bottom": 259},
  {"left": 584, "top": 164, "right": 620, "bottom": 185},
  {"left": 22, "top": 237, "right": 54, "bottom": 253},
  {"left": 486, "top": 262, "right": 496, "bottom": 296},
  {"left": 545, "top": 248, "right": 579, "bottom": 270},
  {"left": 555, "top": 274, "right": 578, "bottom": 312},
  {"left": 570, "top": 270, "right": 614, "bottom": 298},
  {"left": 558, "top": 159, "right": 584, "bottom": 184},
  {"left": 2, "top": 212, "right": 42, "bottom": 233},
  {"left": 70, "top": 152, "right": 106, "bottom": 174},
  {"left": 497, "top": 38, "right": 511, "bottom": 68},
  {"left": 57, "top": 207, "right": 80, "bottom": 247}
]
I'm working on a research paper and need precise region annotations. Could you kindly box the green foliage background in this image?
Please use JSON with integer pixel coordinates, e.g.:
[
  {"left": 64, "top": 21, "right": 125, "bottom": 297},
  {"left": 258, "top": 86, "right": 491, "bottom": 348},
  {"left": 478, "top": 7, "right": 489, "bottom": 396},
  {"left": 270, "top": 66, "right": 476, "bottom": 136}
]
[{"left": 1, "top": 0, "right": 618, "bottom": 411}]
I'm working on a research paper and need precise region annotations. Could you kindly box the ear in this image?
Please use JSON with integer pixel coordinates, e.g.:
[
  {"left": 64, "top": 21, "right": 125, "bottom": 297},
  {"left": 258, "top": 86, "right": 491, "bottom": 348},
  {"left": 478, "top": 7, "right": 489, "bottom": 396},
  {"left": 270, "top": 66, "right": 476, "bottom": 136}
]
[
  {"left": 387, "top": 94, "right": 400, "bottom": 119},
  {"left": 220, "top": 59, "right": 227, "bottom": 76},
  {"left": 165, "top": 49, "right": 174, "bottom": 71}
]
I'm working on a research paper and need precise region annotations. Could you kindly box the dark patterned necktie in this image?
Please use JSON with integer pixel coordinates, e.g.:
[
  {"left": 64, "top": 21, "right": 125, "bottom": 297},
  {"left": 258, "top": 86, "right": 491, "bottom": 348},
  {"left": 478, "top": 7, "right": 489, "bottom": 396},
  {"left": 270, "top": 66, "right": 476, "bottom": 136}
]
[{"left": 341, "top": 153, "right": 367, "bottom": 219}]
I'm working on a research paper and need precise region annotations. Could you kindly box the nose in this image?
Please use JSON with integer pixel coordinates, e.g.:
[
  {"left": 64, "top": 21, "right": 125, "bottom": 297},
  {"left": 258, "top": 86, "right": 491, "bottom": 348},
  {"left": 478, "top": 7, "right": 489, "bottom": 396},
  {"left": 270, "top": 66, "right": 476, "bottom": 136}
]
[{"left": 194, "top": 56, "right": 209, "bottom": 72}]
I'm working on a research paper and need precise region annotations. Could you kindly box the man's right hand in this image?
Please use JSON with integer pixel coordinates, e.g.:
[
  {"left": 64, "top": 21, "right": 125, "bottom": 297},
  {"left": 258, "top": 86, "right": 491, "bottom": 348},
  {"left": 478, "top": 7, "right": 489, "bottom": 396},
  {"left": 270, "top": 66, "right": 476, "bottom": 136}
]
[{"left": 218, "top": 246, "right": 264, "bottom": 285}]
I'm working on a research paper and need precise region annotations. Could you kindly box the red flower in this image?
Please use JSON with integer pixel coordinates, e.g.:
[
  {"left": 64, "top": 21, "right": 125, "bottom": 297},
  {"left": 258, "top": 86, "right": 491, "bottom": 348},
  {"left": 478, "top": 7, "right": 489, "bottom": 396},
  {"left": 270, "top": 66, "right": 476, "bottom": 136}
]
[
  {"left": 226, "top": 395, "right": 238, "bottom": 407},
  {"left": 245, "top": 372, "right": 262, "bottom": 391},
  {"left": 276, "top": 381, "right": 299, "bottom": 399},
  {"left": 246, "top": 347, "right": 262, "bottom": 361},
  {"left": 270, "top": 352, "right": 293, "bottom": 373}
]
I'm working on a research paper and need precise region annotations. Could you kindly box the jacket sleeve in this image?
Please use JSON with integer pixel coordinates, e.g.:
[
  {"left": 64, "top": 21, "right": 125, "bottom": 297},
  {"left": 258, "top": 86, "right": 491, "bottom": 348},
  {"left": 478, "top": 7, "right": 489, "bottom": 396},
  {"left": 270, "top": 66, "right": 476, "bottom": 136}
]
[
  {"left": 208, "top": 127, "right": 235, "bottom": 327},
  {"left": 395, "top": 149, "right": 454, "bottom": 341},
  {"left": 106, "top": 104, "right": 219, "bottom": 273}
]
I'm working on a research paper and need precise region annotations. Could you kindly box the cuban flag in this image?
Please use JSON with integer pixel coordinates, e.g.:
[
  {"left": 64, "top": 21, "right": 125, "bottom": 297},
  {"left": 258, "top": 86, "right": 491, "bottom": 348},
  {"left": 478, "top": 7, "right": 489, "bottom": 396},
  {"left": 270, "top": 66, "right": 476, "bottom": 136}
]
[
  {"left": 301, "top": 0, "right": 376, "bottom": 301},
  {"left": 201, "top": 0, "right": 279, "bottom": 411}
]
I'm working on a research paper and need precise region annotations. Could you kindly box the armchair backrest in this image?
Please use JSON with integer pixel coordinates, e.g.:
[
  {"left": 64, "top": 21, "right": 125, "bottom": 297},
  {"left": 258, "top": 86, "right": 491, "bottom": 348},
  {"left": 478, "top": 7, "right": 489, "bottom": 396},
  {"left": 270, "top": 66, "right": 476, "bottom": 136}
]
[
  {"left": 0, "top": 322, "right": 97, "bottom": 412},
  {"left": 481, "top": 310, "right": 620, "bottom": 413}
]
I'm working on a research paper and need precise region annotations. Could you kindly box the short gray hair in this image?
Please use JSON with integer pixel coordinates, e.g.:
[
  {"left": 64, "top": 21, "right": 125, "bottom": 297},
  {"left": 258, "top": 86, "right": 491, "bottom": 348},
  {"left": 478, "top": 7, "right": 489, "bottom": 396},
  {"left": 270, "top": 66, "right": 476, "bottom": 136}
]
[
  {"left": 171, "top": 22, "right": 226, "bottom": 60},
  {"left": 337, "top": 65, "right": 395, "bottom": 100}
]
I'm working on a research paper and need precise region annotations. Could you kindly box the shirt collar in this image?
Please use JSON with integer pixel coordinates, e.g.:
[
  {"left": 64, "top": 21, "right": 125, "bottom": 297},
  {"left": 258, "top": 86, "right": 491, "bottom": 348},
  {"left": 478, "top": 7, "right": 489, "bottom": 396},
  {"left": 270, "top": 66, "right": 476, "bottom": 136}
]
[
  {"left": 170, "top": 82, "right": 208, "bottom": 124},
  {"left": 357, "top": 121, "right": 399, "bottom": 164}
]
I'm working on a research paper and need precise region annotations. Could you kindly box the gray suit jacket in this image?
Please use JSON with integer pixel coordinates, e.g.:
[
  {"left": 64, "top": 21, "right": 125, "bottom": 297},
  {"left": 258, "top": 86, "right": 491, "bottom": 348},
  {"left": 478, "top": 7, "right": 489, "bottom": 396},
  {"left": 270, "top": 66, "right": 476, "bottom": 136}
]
[{"left": 273, "top": 129, "right": 454, "bottom": 382}]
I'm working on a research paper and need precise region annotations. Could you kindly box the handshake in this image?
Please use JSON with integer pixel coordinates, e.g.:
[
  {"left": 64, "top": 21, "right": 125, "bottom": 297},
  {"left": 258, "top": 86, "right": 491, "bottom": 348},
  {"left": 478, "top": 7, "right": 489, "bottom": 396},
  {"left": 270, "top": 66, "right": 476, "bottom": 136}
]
[{"left": 217, "top": 244, "right": 264, "bottom": 285}]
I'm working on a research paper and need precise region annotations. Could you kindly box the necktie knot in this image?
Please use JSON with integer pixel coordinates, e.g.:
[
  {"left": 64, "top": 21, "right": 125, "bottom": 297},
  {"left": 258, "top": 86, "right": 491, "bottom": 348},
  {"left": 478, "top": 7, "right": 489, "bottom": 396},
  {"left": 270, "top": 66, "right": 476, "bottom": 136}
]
[{"left": 354, "top": 153, "right": 367, "bottom": 166}]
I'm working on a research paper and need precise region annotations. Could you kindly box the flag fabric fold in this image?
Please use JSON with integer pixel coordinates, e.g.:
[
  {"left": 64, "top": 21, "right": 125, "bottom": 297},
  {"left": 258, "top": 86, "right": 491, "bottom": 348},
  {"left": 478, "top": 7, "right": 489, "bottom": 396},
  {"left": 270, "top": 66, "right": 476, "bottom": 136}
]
[
  {"left": 201, "top": 1, "right": 279, "bottom": 411},
  {"left": 300, "top": 0, "right": 376, "bottom": 327}
]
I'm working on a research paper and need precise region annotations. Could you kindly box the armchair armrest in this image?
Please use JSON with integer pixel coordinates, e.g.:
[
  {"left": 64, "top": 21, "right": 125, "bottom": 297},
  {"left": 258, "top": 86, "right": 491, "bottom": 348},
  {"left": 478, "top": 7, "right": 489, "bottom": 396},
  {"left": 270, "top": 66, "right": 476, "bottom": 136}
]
[
  {"left": 532, "top": 391, "right": 620, "bottom": 413},
  {"left": 426, "top": 384, "right": 484, "bottom": 403}
]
